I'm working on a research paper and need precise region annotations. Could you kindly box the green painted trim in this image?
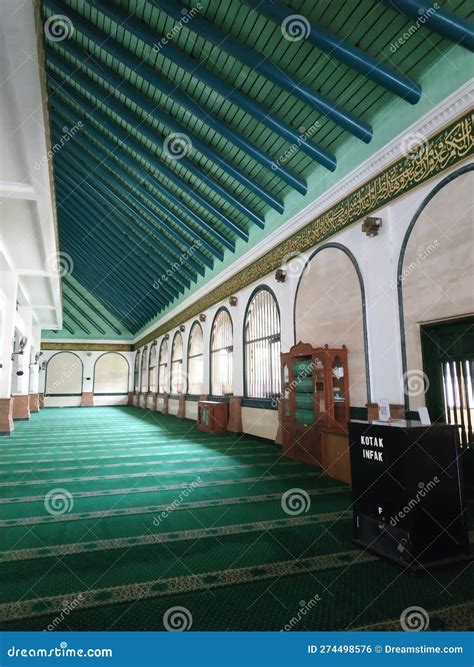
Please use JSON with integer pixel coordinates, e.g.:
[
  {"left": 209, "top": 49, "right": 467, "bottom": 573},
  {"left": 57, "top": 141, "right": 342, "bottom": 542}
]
[
  {"left": 185, "top": 394, "right": 200, "bottom": 402},
  {"left": 241, "top": 398, "right": 278, "bottom": 410},
  {"left": 349, "top": 406, "right": 368, "bottom": 420},
  {"left": 135, "top": 111, "right": 473, "bottom": 349}
]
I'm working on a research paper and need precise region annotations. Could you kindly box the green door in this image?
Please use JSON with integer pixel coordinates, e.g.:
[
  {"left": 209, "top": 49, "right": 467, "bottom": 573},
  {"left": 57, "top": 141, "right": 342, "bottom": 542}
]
[{"left": 421, "top": 317, "right": 474, "bottom": 446}]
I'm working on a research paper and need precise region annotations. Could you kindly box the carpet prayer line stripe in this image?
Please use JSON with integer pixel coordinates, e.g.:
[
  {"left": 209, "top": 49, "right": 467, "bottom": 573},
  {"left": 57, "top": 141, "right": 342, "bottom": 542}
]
[
  {"left": 0, "top": 548, "right": 378, "bottom": 622},
  {"left": 0, "top": 461, "right": 303, "bottom": 488},
  {"left": 2, "top": 452, "right": 280, "bottom": 475},
  {"left": 0, "top": 486, "right": 348, "bottom": 527},
  {"left": 0, "top": 510, "right": 352, "bottom": 562},
  {"left": 0, "top": 472, "right": 324, "bottom": 504}
]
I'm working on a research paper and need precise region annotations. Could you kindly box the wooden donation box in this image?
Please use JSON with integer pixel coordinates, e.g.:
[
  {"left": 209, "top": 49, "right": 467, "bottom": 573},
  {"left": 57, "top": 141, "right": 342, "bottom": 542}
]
[
  {"left": 280, "top": 343, "right": 350, "bottom": 478},
  {"left": 348, "top": 420, "right": 470, "bottom": 569},
  {"left": 197, "top": 401, "right": 229, "bottom": 434}
]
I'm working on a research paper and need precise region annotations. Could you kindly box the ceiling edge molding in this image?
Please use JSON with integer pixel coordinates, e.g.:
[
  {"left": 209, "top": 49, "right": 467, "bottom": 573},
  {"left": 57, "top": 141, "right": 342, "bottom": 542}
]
[
  {"left": 134, "top": 107, "right": 473, "bottom": 349},
  {"left": 41, "top": 342, "right": 133, "bottom": 352}
]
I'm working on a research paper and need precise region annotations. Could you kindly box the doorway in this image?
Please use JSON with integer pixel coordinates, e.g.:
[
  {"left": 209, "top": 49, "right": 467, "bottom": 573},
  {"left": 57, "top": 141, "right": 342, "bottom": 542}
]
[{"left": 421, "top": 317, "right": 474, "bottom": 446}]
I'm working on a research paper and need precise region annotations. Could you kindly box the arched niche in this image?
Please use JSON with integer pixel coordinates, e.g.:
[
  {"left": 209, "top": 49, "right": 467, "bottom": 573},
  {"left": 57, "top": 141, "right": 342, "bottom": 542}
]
[
  {"left": 45, "top": 352, "right": 83, "bottom": 397},
  {"left": 294, "top": 244, "right": 369, "bottom": 407},
  {"left": 399, "top": 167, "right": 474, "bottom": 410},
  {"left": 93, "top": 352, "right": 129, "bottom": 394}
]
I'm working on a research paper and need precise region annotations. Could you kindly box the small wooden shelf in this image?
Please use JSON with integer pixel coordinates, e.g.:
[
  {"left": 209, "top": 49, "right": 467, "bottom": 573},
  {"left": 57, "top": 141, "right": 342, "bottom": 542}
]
[{"left": 197, "top": 401, "right": 229, "bottom": 434}]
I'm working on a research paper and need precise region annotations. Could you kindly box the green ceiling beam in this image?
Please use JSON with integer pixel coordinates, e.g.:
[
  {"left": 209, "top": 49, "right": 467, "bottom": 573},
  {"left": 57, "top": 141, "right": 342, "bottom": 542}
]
[
  {"left": 49, "top": 38, "right": 287, "bottom": 209},
  {"left": 43, "top": 0, "right": 306, "bottom": 193},
  {"left": 58, "top": 190, "right": 182, "bottom": 304},
  {"left": 63, "top": 278, "right": 125, "bottom": 336},
  {"left": 53, "top": 141, "right": 202, "bottom": 282},
  {"left": 152, "top": 0, "right": 371, "bottom": 142},
  {"left": 92, "top": 0, "right": 340, "bottom": 164},
  {"left": 59, "top": 196, "right": 177, "bottom": 309},
  {"left": 382, "top": 0, "right": 473, "bottom": 51},
  {"left": 63, "top": 293, "right": 107, "bottom": 336},
  {"left": 48, "top": 60, "right": 255, "bottom": 238},
  {"left": 62, "top": 307, "right": 91, "bottom": 336},
  {"left": 56, "top": 171, "right": 190, "bottom": 296},
  {"left": 242, "top": 0, "right": 422, "bottom": 103},
  {"left": 60, "top": 229, "right": 154, "bottom": 329},
  {"left": 51, "top": 96, "right": 223, "bottom": 262},
  {"left": 50, "top": 83, "right": 234, "bottom": 255}
]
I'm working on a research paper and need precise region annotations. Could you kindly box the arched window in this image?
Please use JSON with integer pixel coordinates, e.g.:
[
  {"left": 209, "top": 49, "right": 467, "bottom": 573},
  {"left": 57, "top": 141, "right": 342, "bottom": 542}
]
[
  {"left": 158, "top": 337, "right": 169, "bottom": 394},
  {"left": 140, "top": 347, "right": 148, "bottom": 392},
  {"left": 170, "top": 332, "right": 184, "bottom": 394},
  {"left": 244, "top": 288, "right": 281, "bottom": 398},
  {"left": 187, "top": 321, "right": 203, "bottom": 395},
  {"left": 133, "top": 351, "right": 140, "bottom": 392},
  {"left": 148, "top": 342, "right": 157, "bottom": 392},
  {"left": 210, "top": 308, "right": 233, "bottom": 396}
]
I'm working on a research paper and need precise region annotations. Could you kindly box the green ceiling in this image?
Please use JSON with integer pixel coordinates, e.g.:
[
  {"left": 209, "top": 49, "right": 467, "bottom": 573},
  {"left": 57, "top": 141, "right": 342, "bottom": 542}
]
[{"left": 42, "top": 0, "right": 473, "bottom": 338}]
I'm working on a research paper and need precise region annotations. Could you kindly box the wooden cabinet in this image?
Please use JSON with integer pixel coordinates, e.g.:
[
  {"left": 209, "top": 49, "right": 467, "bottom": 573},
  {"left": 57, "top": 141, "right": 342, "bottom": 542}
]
[
  {"left": 197, "top": 401, "right": 229, "bottom": 434},
  {"left": 280, "top": 342, "right": 350, "bottom": 471}
]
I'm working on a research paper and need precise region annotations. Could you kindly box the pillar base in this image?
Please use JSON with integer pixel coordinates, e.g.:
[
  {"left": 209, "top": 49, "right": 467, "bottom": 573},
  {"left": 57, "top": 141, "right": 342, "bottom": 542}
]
[
  {"left": 227, "top": 396, "right": 242, "bottom": 433},
  {"left": 12, "top": 395, "right": 30, "bottom": 420},
  {"left": 0, "top": 398, "right": 14, "bottom": 434},
  {"left": 127, "top": 392, "right": 134, "bottom": 406},
  {"left": 162, "top": 393, "right": 169, "bottom": 415},
  {"left": 29, "top": 393, "right": 40, "bottom": 413},
  {"left": 39, "top": 393, "right": 45, "bottom": 408},
  {"left": 177, "top": 393, "right": 185, "bottom": 418},
  {"left": 81, "top": 392, "right": 94, "bottom": 407}
]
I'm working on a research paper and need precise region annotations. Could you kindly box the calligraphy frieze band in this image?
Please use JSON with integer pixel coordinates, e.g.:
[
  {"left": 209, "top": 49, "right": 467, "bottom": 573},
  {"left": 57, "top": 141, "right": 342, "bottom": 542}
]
[{"left": 133, "top": 111, "right": 473, "bottom": 348}]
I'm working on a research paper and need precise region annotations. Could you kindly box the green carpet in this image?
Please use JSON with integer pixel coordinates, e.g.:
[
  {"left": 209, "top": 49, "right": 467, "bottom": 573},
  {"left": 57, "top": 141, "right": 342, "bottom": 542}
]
[{"left": 0, "top": 406, "right": 471, "bottom": 631}]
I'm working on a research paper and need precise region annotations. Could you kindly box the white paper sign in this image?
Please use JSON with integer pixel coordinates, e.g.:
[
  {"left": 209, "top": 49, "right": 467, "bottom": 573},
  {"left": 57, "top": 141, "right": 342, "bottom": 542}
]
[{"left": 377, "top": 399, "right": 391, "bottom": 422}]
